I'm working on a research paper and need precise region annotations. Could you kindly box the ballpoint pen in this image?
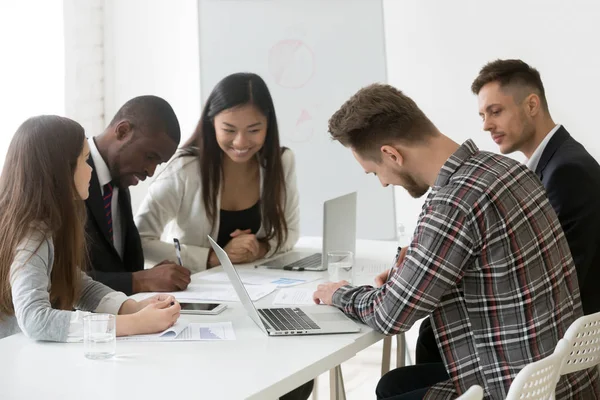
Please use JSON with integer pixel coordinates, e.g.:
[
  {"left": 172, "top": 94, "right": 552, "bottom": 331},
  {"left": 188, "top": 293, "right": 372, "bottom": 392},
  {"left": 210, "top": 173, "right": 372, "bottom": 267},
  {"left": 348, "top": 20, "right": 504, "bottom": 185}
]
[
  {"left": 173, "top": 238, "right": 183, "bottom": 266},
  {"left": 394, "top": 246, "right": 402, "bottom": 264},
  {"left": 387, "top": 246, "right": 402, "bottom": 282}
]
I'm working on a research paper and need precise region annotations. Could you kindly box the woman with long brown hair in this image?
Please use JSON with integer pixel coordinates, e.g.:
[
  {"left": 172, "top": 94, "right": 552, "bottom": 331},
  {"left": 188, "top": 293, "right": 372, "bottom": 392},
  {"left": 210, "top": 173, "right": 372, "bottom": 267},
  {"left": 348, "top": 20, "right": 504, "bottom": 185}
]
[
  {"left": 135, "top": 72, "right": 300, "bottom": 272},
  {"left": 0, "top": 115, "right": 180, "bottom": 341}
]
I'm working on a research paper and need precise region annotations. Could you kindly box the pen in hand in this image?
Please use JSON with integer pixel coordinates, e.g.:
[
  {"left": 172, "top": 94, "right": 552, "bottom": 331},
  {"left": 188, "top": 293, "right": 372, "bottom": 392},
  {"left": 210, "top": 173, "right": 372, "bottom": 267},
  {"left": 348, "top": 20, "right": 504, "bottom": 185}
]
[
  {"left": 388, "top": 246, "right": 402, "bottom": 281},
  {"left": 173, "top": 238, "right": 183, "bottom": 266},
  {"left": 379, "top": 246, "right": 402, "bottom": 286}
]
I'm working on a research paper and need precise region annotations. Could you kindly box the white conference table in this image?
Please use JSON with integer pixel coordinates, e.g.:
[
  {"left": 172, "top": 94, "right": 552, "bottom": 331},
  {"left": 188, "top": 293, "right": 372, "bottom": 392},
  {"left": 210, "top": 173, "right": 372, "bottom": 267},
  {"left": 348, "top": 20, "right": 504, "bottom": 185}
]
[{"left": 0, "top": 237, "right": 398, "bottom": 400}]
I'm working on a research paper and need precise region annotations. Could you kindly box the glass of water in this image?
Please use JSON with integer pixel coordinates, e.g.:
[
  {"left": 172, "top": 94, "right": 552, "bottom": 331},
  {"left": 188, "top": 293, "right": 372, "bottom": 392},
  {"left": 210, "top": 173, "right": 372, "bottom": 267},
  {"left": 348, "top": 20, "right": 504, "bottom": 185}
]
[
  {"left": 83, "top": 314, "right": 116, "bottom": 360},
  {"left": 327, "top": 251, "right": 354, "bottom": 283}
]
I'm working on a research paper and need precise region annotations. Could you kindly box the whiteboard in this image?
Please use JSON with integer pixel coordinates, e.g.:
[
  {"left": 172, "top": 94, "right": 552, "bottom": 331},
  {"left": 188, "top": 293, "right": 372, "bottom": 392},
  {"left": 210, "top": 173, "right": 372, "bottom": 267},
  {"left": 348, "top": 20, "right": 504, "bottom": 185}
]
[{"left": 197, "top": 0, "right": 395, "bottom": 240}]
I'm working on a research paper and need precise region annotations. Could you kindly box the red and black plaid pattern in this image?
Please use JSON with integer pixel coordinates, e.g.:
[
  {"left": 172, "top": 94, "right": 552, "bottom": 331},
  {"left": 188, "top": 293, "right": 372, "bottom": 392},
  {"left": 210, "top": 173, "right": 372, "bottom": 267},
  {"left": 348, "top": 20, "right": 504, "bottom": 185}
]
[
  {"left": 103, "top": 182, "right": 113, "bottom": 243},
  {"left": 333, "top": 140, "right": 600, "bottom": 399}
]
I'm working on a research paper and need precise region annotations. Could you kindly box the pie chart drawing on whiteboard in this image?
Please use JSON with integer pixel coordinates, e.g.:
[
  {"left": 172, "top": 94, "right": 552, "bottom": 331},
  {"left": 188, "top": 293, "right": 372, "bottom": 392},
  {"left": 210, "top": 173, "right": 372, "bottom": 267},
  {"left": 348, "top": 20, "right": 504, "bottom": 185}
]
[{"left": 268, "top": 39, "right": 315, "bottom": 89}]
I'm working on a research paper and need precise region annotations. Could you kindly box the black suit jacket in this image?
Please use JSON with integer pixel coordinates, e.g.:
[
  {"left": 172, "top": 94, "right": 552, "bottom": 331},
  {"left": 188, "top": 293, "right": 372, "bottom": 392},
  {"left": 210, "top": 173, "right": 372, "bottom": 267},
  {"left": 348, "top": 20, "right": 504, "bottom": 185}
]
[
  {"left": 535, "top": 126, "right": 600, "bottom": 315},
  {"left": 85, "top": 157, "right": 144, "bottom": 295}
]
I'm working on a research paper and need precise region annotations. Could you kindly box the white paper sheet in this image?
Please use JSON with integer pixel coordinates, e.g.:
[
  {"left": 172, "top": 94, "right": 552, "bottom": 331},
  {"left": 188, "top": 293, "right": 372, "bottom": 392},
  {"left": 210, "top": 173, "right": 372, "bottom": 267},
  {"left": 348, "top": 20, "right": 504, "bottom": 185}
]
[
  {"left": 117, "top": 319, "right": 188, "bottom": 342},
  {"left": 272, "top": 288, "right": 316, "bottom": 305},
  {"left": 353, "top": 262, "right": 390, "bottom": 275},
  {"left": 139, "top": 283, "right": 277, "bottom": 302},
  {"left": 349, "top": 260, "right": 392, "bottom": 285},
  {"left": 118, "top": 320, "right": 236, "bottom": 342},
  {"left": 199, "top": 270, "right": 320, "bottom": 287}
]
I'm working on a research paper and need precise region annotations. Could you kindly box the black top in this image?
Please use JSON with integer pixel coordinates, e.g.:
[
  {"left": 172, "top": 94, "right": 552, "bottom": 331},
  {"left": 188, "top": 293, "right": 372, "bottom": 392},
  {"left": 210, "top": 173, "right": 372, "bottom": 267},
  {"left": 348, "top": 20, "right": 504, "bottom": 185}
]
[{"left": 217, "top": 201, "right": 262, "bottom": 247}]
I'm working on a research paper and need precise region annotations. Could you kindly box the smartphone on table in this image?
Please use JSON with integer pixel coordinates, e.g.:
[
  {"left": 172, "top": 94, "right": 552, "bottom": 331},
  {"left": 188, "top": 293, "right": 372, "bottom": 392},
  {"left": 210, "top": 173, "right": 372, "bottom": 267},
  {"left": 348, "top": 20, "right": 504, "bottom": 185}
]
[{"left": 179, "top": 302, "right": 227, "bottom": 315}]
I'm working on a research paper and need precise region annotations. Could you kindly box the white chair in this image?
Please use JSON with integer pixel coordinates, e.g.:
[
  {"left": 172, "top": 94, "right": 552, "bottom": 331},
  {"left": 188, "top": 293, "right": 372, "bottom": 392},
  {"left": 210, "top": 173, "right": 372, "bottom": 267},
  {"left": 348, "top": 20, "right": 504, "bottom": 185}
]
[
  {"left": 505, "top": 339, "right": 568, "bottom": 400},
  {"left": 557, "top": 312, "right": 600, "bottom": 375},
  {"left": 456, "top": 385, "right": 484, "bottom": 400}
]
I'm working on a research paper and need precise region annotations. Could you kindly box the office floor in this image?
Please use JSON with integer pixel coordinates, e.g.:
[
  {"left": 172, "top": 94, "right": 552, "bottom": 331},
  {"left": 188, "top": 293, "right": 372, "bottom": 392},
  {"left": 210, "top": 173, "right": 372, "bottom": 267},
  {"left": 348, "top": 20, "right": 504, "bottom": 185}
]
[{"left": 311, "top": 321, "right": 422, "bottom": 399}]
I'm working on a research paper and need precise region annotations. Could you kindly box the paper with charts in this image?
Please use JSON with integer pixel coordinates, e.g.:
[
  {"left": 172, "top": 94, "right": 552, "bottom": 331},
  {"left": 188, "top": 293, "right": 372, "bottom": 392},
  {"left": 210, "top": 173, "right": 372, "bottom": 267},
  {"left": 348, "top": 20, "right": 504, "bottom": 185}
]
[
  {"left": 118, "top": 320, "right": 236, "bottom": 342},
  {"left": 199, "top": 270, "right": 320, "bottom": 287},
  {"left": 142, "top": 283, "right": 277, "bottom": 302}
]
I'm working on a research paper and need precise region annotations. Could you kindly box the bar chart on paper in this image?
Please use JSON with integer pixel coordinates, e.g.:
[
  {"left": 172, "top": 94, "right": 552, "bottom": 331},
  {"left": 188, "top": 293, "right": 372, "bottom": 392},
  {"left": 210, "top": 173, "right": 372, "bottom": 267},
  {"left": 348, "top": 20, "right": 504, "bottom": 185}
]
[
  {"left": 117, "top": 321, "right": 236, "bottom": 341},
  {"left": 185, "top": 322, "right": 236, "bottom": 341},
  {"left": 199, "top": 326, "right": 224, "bottom": 340}
]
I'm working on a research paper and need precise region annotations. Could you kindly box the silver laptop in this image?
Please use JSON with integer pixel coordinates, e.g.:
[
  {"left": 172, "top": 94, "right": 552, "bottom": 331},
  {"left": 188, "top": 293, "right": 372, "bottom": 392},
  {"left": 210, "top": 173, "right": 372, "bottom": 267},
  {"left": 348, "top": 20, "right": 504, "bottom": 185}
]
[
  {"left": 257, "top": 192, "right": 357, "bottom": 271},
  {"left": 207, "top": 236, "right": 361, "bottom": 336}
]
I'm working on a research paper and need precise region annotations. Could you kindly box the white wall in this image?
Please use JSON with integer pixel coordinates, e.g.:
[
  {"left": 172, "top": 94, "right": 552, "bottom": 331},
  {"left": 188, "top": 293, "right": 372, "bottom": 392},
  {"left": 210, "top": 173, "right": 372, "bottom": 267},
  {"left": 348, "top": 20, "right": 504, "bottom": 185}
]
[
  {"left": 103, "top": 0, "right": 201, "bottom": 211},
  {"left": 0, "top": 0, "right": 65, "bottom": 169},
  {"left": 383, "top": 0, "right": 600, "bottom": 234},
  {"left": 79, "top": 0, "right": 600, "bottom": 239},
  {"left": 63, "top": 0, "right": 106, "bottom": 136}
]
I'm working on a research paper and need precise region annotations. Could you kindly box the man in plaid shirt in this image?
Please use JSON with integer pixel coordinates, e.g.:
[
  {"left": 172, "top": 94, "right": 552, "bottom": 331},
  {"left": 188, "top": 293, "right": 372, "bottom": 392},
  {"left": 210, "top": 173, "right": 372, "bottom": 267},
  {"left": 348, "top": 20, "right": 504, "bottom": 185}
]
[{"left": 313, "top": 83, "right": 600, "bottom": 399}]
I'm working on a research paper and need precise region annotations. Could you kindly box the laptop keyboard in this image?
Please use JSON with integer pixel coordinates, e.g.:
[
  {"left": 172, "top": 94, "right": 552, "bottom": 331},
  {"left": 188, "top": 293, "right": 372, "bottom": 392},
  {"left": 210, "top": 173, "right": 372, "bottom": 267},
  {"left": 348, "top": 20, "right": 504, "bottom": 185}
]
[
  {"left": 258, "top": 308, "right": 321, "bottom": 331},
  {"left": 285, "top": 253, "right": 322, "bottom": 270}
]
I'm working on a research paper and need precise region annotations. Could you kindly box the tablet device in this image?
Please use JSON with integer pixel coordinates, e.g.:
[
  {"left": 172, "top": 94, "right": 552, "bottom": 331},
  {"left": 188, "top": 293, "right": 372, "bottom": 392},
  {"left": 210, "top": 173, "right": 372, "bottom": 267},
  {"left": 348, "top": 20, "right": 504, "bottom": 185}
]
[{"left": 179, "top": 303, "right": 227, "bottom": 315}]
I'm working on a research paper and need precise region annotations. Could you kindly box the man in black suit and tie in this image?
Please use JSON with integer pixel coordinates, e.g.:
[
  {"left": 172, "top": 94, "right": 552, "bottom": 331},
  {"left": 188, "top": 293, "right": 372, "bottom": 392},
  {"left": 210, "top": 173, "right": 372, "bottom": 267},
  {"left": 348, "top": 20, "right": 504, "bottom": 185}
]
[{"left": 86, "top": 95, "right": 191, "bottom": 295}]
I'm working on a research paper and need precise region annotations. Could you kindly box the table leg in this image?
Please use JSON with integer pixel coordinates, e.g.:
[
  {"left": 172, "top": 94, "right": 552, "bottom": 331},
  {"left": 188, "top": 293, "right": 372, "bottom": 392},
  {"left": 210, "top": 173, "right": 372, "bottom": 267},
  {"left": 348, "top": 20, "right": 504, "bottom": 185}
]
[
  {"left": 329, "top": 365, "right": 347, "bottom": 400},
  {"left": 329, "top": 368, "right": 336, "bottom": 399},
  {"left": 336, "top": 365, "right": 346, "bottom": 400},
  {"left": 396, "top": 333, "right": 406, "bottom": 368},
  {"left": 381, "top": 336, "right": 392, "bottom": 376}
]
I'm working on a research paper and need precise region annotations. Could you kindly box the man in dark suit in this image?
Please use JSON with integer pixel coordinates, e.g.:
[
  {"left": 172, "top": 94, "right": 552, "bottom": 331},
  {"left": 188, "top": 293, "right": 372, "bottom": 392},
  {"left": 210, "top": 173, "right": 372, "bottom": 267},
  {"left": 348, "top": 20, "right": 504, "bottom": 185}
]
[
  {"left": 86, "top": 95, "right": 191, "bottom": 295},
  {"left": 472, "top": 59, "right": 600, "bottom": 316},
  {"left": 414, "top": 59, "right": 600, "bottom": 366}
]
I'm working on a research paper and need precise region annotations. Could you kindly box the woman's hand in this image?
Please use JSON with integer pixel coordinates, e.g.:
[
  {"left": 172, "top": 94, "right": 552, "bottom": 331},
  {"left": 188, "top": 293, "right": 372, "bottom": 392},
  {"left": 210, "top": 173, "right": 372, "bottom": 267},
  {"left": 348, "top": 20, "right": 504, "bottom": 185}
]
[
  {"left": 116, "top": 297, "right": 181, "bottom": 337},
  {"left": 136, "top": 294, "right": 177, "bottom": 310},
  {"left": 224, "top": 229, "right": 260, "bottom": 263},
  {"left": 118, "top": 294, "right": 176, "bottom": 315},
  {"left": 207, "top": 230, "right": 270, "bottom": 266},
  {"left": 133, "top": 298, "right": 181, "bottom": 334}
]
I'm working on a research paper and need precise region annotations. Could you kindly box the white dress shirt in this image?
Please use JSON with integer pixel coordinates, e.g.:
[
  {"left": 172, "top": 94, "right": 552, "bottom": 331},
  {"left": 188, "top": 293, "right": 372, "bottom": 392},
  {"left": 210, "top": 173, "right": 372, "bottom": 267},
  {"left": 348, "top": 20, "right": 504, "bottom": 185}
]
[
  {"left": 526, "top": 124, "right": 561, "bottom": 171},
  {"left": 88, "top": 137, "right": 124, "bottom": 259}
]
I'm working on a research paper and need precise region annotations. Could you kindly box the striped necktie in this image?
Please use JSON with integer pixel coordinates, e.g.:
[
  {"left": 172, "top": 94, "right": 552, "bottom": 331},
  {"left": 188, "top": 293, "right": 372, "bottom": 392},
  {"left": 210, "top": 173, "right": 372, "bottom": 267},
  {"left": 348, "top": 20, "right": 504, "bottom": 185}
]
[{"left": 103, "top": 182, "right": 113, "bottom": 243}]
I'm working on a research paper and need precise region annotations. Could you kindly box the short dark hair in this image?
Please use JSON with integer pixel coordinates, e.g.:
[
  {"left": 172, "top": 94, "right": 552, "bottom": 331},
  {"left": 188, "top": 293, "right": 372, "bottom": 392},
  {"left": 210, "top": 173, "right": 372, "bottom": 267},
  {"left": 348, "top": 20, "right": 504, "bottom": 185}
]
[
  {"left": 328, "top": 83, "right": 437, "bottom": 160},
  {"left": 471, "top": 59, "right": 548, "bottom": 110},
  {"left": 109, "top": 95, "right": 181, "bottom": 144}
]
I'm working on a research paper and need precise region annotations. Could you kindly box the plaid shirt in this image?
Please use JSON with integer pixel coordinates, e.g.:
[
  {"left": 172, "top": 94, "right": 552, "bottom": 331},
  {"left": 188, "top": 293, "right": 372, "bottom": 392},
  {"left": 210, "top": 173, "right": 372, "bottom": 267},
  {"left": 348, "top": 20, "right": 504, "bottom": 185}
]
[{"left": 333, "top": 140, "right": 600, "bottom": 399}]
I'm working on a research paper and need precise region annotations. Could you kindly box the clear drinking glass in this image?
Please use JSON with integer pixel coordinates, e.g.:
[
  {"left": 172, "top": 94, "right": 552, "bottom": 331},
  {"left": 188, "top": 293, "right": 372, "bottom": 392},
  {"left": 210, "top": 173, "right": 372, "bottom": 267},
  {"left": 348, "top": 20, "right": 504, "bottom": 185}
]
[
  {"left": 327, "top": 251, "right": 354, "bottom": 283},
  {"left": 83, "top": 314, "right": 116, "bottom": 360}
]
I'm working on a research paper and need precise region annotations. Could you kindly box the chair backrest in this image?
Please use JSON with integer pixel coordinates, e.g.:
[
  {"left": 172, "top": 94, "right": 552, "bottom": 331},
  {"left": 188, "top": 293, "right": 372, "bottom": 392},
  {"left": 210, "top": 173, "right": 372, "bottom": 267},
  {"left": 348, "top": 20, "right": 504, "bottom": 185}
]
[
  {"left": 505, "top": 339, "right": 568, "bottom": 400},
  {"left": 456, "top": 385, "right": 484, "bottom": 400},
  {"left": 559, "top": 312, "right": 600, "bottom": 375}
]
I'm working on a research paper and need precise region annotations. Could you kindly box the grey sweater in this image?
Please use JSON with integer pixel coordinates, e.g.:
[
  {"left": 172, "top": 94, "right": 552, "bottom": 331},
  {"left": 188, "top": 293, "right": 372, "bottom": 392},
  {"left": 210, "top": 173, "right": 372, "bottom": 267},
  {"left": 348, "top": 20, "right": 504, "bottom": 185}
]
[{"left": 0, "top": 232, "right": 118, "bottom": 341}]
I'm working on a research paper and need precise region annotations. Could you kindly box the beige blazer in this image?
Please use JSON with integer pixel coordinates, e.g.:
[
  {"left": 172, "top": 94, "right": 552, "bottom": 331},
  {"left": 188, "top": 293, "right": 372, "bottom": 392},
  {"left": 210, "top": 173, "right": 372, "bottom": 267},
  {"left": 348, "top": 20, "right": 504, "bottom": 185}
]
[{"left": 135, "top": 149, "right": 300, "bottom": 272}]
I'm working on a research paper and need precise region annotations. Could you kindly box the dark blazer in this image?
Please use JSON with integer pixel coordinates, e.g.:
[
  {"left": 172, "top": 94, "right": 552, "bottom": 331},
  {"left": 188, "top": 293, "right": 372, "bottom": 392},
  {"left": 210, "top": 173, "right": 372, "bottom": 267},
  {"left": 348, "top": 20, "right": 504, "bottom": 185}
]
[
  {"left": 85, "top": 157, "right": 144, "bottom": 295},
  {"left": 535, "top": 126, "right": 600, "bottom": 315}
]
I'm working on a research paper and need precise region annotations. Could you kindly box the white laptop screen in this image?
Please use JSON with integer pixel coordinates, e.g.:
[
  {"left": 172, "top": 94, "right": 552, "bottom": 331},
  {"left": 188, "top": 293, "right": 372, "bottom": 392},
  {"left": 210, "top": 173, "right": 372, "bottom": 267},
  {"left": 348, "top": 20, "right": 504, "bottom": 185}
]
[{"left": 207, "top": 236, "right": 267, "bottom": 333}]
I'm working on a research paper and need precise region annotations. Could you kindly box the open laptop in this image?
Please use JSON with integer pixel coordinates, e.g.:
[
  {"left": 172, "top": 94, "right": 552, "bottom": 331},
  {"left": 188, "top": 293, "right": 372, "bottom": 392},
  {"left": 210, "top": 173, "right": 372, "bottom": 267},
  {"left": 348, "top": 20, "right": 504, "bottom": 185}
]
[
  {"left": 207, "top": 236, "right": 361, "bottom": 336},
  {"left": 256, "top": 191, "right": 357, "bottom": 271}
]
